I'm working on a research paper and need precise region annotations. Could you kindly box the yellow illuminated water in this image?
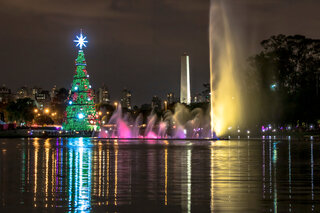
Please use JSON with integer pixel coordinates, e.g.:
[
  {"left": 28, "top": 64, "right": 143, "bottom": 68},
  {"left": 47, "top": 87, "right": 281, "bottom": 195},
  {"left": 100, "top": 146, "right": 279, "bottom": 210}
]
[{"left": 209, "top": 0, "right": 241, "bottom": 136}]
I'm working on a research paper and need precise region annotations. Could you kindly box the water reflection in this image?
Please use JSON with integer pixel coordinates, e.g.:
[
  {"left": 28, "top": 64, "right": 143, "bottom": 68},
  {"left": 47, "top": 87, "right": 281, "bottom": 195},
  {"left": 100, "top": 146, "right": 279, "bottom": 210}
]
[
  {"left": 0, "top": 138, "right": 319, "bottom": 212},
  {"left": 164, "top": 140, "right": 168, "bottom": 206},
  {"left": 114, "top": 140, "right": 118, "bottom": 206},
  {"left": 311, "top": 140, "right": 314, "bottom": 212},
  {"left": 288, "top": 139, "right": 292, "bottom": 212},
  {"left": 273, "top": 142, "right": 278, "bottom": 213},
  {"left": 67, "top": 138, "right": 92, "bottom": 212},
  {"left": 33, "top": 138, "right": 38, "bottom": 207},
  {"left": 181, "top": 147, "right": 192, "bottom": 212},
  {"left": 210, "top": 142, "right": 214, "bottom": 212}
]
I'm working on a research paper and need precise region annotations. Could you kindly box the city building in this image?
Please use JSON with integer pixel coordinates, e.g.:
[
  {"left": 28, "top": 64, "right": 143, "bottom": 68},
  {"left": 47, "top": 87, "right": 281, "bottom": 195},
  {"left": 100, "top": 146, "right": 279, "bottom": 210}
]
[
  {"left": 180, "top": 52, "right": 191, "bottom": 104},
  {"left": 50, "top": 85, "right": 57, "bottom": 101},
  {"left": 35, "top": 90, "right": 51, "bottom": 110},
  {"left": 16, "top": 86, "right": 30, "bottom": 99},
  {"left": 97, "top": 85, "right": 110, "bottom": 104},
  {"left": 151, "top": 96, "right": 162, "bottom": 111},
  {"left": 121, "top": 88, "right": 132, "bottom": 109},
  {"left": 31, "top": 87, "right": 42, "bottom": 99},
  {"left": 0, "top": 85, "right": 12, "bottom": 104},
  {"left": 166, "top": 92, "right": 175, "bottom": 104},
  {"left": 193, "top": 93, "right": 205, "bottom": 103}
]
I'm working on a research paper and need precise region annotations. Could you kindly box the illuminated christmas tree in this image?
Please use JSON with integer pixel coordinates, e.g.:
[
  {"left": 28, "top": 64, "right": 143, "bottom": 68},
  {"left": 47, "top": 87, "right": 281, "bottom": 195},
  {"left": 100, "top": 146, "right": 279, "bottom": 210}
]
[{"left": 63, "top": 31, "right": 99, "bottom": 131}]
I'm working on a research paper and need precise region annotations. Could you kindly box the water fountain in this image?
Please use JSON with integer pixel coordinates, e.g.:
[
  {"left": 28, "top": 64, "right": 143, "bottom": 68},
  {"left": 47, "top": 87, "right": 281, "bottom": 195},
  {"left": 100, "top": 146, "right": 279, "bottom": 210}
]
[
  {"left": 209, "top": 0, "right": 241, "bottom": 137},
  {"left": 98, "top": 103, "right": 211, "bottom": 139},
  {"left": 98, "top": 0, "right": 241, "bottom": 139}
]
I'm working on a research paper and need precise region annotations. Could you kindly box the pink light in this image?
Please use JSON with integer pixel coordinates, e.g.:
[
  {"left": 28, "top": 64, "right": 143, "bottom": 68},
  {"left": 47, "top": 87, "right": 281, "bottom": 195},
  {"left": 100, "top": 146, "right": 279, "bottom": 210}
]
[
  {"left": 146, "top": 131, "right": 158, "bottom": 139},
  {"left": 97, "top": 103, "right": 213, "bottom": 139},
  {"left": 118, "top": 120, "right": 131, "bottom": 138}
]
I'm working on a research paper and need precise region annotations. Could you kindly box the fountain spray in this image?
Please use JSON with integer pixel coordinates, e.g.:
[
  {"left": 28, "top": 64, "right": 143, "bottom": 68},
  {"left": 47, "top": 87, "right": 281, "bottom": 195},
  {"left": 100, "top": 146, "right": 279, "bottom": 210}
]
[{"left": 209, "top": 0, "right": 242, "bottom": 137}]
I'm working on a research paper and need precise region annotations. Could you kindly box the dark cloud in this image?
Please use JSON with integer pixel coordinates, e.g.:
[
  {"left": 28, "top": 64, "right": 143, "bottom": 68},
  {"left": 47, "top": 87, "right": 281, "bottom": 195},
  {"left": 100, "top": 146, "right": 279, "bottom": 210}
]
[{"left": 0, "top": 0, "right": 319, "bottom": 105}]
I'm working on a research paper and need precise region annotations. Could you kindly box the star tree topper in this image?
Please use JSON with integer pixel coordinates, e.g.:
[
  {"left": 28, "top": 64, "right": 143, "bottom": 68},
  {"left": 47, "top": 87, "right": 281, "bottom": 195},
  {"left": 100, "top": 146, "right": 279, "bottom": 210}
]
[{"left": 74, "top": 30, "right": 88, "bottom": 49}]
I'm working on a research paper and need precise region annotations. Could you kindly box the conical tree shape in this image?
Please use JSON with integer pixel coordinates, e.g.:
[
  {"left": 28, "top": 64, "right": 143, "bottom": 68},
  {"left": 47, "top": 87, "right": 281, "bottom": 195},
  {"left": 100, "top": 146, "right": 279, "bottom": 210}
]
[{"left": 63, "top": 50, "right": 99, "bottom": 131}]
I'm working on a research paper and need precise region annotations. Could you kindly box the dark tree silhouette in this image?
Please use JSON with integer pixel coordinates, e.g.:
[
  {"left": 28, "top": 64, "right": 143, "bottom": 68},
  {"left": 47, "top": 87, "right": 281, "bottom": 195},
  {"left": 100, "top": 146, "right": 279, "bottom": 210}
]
[
  {"left": 6, "top": 98, "right": 35, "bottom": 125},
  {"left": 34, "top": 115, "right": 54, "bottom": 126},
  {"left": 248, "top": 34, "right": 320, "bottom": 124}
]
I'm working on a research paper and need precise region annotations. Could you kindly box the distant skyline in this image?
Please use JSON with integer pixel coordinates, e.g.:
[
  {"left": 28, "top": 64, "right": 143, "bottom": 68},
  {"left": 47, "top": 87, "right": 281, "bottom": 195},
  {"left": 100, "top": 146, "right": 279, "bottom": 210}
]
[{"left": 1, "top": 0, "right": 319, "bottom": 105}]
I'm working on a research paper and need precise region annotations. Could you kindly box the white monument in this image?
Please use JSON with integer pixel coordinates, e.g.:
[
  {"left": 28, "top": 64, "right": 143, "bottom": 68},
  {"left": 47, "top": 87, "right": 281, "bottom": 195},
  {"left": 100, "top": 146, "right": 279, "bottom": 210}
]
[{"left": 180, "top": 52, "right": 191, "bottom": 104}]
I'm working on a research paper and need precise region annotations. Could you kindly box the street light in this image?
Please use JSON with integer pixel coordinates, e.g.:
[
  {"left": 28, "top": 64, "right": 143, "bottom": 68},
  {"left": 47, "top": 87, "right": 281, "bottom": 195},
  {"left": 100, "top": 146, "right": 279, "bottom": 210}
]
[
  {"left": 44, "top": 108, "right": 50, "bottom": 114},
  {"left": 34, "top": 109, "right": 38, "bottom": 113}
]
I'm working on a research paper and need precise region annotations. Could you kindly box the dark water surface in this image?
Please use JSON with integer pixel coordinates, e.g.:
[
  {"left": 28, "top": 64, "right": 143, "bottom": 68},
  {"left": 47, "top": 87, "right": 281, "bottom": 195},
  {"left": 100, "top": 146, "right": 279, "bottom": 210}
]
[{"left": 0, "top": 138, "right": 319, "bottom": 212}]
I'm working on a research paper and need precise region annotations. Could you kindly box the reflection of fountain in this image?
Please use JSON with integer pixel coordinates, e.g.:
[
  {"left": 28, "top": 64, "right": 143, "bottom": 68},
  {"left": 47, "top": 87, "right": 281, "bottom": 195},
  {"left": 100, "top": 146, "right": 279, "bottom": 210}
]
[
  {"left": 181, "top": 148, "right": 192, "bottom": 213},
  {"left": 99, "top": 103, "right": 211, "bottom": 139},
  {"left": 209, "top": 0, "right": 241, "bottom": 137},
  {"left": 210, "top": 142, "right": 214, "bottom": 212}
]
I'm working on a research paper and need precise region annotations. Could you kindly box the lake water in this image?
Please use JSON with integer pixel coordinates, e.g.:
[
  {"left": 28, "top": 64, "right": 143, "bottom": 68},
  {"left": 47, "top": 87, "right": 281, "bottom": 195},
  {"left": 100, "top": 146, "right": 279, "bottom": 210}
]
[{"left": 0, "top": 137, "right": 319, "bottom": 212}]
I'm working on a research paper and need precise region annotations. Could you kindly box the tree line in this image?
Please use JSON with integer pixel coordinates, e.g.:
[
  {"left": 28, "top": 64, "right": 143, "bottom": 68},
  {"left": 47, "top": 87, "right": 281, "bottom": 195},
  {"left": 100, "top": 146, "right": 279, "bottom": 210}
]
[{"left": 245, "top": 34, "right": 320, "bottom": 127}]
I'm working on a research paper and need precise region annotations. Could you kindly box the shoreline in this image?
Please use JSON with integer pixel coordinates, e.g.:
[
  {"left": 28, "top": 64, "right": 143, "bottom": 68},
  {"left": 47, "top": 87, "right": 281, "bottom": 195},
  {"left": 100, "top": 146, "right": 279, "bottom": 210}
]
[{"left": 1, "top": 129, "right": 319, "bottom": 140}]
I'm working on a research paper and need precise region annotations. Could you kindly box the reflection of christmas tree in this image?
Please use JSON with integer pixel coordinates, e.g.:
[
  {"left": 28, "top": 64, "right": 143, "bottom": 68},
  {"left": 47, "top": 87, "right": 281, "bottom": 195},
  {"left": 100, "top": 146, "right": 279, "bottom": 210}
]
[{"left": 63, "top": 32, "right": 99, "bottom": 131}]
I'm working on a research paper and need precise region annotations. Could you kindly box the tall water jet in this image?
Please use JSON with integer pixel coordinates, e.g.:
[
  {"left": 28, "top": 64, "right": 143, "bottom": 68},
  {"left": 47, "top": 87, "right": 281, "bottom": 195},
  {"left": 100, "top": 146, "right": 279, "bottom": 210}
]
[{"left": 209, "top": 0, "right": 241, "bottom": 136}]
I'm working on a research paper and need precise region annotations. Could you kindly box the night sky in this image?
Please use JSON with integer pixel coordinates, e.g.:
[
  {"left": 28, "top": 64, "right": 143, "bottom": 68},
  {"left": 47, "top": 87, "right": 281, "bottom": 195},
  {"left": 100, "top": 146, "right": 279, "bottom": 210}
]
[{"left": 1, "top": 0, "right": 319, "bottom": 105}]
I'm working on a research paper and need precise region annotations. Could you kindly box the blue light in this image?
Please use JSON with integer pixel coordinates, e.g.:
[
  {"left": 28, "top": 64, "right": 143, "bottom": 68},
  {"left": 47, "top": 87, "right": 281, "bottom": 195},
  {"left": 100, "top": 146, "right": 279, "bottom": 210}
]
[
  {"left": 270, "top": 83, "right": 277, "bottom": 91},
  {"left": 73, "top": 31, "right": 88, "bottom": 49},
  {"left": 69, "top": 101, "right": 73, "bottom": 105},
  {"left": 74, "top": 86, "right": 78, "bottom": 91},
  {"left": 78, "top": 113, "right": 84, "bottom": 119}
]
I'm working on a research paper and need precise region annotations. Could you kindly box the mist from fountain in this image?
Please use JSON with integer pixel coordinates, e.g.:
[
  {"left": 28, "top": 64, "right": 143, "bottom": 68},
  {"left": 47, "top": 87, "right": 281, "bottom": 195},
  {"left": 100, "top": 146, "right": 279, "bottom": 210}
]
[
  {"left": 98, "top": 103, "right": 211, "bottom": 139},
  {"left": 209, "top": 0, "right": 242, "bottom": 137}
]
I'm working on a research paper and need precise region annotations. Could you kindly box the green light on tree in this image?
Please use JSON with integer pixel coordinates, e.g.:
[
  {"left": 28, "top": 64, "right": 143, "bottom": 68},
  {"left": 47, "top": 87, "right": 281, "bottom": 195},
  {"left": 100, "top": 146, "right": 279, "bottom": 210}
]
[{"left": 63, "top": 32, "right": 99, "bottom": 131}]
